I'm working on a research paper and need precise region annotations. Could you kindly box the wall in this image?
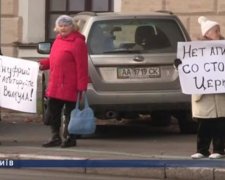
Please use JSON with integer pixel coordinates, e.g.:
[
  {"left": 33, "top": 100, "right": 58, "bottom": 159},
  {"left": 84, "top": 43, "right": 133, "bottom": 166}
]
[
  {"left": 1, "top": 0, "right": 45, "bottom": 57},
  {"left": 1, "top": 0, "right": 225, "bottom": 57},
  {"left": 121, "top": 0, "right": 225, "bottom": 40},
  {"left": 1, "top": 0, "right": 21, "bottom": 56}
]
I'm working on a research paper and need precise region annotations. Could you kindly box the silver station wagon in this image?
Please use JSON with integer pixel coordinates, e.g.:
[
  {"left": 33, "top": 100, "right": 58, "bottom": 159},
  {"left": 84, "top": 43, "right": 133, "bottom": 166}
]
[{"left": 38, "top": 11, "right": 196, "bottom": 133}]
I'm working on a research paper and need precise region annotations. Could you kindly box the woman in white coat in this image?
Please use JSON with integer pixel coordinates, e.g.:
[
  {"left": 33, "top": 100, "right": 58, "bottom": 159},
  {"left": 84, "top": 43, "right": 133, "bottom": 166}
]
[{"left": 191, "top": 16, "right": 225, "bottom": 159}]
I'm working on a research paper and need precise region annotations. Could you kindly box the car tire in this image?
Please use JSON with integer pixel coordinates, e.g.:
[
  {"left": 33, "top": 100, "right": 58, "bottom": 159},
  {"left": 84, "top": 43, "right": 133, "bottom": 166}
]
[
  {"left": 151, "top": 111, "right": 171, "bottom": 127},
  {"left": 174, "top": 110, "right": 197, "bottom": 134}
]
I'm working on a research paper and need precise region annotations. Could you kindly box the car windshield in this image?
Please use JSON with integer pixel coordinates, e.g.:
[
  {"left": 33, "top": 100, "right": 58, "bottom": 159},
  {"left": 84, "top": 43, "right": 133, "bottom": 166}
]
[{"left": 87, "top": 18, "right": 185, "bottom": 55}]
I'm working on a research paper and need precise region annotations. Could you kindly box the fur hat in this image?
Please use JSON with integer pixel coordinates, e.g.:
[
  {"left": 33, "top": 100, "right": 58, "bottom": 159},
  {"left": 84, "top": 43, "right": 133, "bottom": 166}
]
[
  {"left": 198, "top": 16, "right": 219, "bottom": 36},
  {"left": 55, "top": 15, "right": 73, "bottom": 26}
]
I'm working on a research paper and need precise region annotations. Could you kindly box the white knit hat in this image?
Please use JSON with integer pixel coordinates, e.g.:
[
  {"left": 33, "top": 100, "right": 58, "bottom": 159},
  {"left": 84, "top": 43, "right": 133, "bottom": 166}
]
[{"left": 198, "top": 16, "right": 219, "bottom": 36}]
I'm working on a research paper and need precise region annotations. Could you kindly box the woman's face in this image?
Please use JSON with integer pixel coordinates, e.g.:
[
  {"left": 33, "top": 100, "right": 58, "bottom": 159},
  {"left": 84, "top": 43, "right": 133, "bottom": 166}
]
[
  {"left": 205, "top": 25, "right": 221, "bottom": 40},
  {"left": 57, "top": 23, "right": 74, "bottom": 37}
]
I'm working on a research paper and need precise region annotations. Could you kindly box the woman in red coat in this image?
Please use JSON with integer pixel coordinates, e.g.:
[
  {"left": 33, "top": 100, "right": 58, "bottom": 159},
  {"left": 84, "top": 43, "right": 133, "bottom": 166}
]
[{"left": 39, "top": 15, "right": 88, "bottom": 148}]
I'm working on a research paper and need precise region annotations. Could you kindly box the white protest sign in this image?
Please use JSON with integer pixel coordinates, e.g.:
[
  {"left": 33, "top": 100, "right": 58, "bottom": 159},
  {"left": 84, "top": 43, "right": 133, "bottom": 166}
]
[
  {"left": 177, "top": 40, "right": 225, "bottom": 94},
  {"left": 0, "top": 56, "right": 39, "bottom": 113}
]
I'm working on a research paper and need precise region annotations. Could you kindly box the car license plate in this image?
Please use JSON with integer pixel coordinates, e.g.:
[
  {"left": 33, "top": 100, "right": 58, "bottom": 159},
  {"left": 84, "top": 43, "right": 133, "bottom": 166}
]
[{"left": 117, "top": 67, "right": 161, "bottom": 79}]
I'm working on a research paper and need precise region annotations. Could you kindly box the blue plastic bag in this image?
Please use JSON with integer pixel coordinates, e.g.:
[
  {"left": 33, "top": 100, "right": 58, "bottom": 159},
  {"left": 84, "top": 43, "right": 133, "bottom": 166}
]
[{"left": 68, "top": 92, "right": 96, "bottom": 135}]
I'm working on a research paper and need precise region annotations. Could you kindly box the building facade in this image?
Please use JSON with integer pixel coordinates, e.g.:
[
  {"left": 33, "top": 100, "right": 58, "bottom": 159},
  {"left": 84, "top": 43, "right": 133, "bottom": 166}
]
[{"left": 1, "top": 0, "right": 225, "bottom": 59}]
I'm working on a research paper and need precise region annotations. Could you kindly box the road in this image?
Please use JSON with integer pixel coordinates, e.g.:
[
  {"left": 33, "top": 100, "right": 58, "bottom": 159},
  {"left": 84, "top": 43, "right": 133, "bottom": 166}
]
[
  {"left": 0, "top": 112, "right": 215, "bottom": 180},
  {"left": 88, "top": 118, "right": 196, "bottom": 159},
  {"left": 0, "top": 114, "right": 196, "bottom": 160}
]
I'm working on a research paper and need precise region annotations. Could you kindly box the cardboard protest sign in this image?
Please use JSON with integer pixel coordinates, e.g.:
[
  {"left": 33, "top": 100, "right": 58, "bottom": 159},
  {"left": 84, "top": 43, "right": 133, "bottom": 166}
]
[
  {"left": 0, "top": 56, "right": 39, "bottom": 113},
  {"left": 177, "top": 40, "right": 225, "bottom": 95}
]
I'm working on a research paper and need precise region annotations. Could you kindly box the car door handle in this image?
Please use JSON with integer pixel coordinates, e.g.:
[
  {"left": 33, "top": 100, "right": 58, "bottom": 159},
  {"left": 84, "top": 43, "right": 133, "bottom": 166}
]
[{"left": 133, "top": 55, "right": 144, "bottom": 62}]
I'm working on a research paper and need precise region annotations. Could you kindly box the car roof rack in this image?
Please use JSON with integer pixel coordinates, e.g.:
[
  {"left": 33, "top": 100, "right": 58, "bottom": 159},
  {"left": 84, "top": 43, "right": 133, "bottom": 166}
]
[
  {"left": 76, "top": 11, "right": 97, "bottom": 16},
  {"left": 155, "top": 10, "right": 173, "bottom": 15}
]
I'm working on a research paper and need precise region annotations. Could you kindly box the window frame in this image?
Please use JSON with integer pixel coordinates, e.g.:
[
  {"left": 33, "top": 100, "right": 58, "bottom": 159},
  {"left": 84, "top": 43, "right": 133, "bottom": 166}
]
[{"left": 45, "top": 0, "right": 113, "bottom": 40}]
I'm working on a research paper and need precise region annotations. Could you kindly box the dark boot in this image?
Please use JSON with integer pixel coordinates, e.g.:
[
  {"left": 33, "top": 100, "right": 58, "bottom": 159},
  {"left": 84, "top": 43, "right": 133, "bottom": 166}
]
[
  {"left": 42, "top": 126, "right": 62, "bottom": 147},
  {"left": 61, "top": 135, "right": 76, "bottom": 148},
  {"left": 42, "top": 134, "right": 62, "bottom": 147}
]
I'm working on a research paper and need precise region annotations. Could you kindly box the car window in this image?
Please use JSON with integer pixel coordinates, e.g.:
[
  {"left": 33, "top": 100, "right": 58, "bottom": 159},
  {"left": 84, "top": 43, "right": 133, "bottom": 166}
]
[{"left": 87, "top": 19, "right": 185, "bottom": 55}]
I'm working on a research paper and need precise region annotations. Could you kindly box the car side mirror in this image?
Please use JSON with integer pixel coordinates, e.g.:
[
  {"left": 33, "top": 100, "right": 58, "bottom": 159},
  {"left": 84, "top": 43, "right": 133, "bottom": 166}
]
[{"left": 37, "top": 42, "right": 51, "bottom": 54}]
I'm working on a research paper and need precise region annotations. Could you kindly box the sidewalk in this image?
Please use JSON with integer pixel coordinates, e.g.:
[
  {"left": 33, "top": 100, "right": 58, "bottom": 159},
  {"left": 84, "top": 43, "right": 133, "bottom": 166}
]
[{"left": 0, "top": 110, "right": 225, "bottom": 180}]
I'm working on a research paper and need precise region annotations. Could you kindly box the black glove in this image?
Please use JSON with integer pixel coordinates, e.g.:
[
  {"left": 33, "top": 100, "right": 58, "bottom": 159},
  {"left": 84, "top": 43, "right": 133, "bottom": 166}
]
[{"left": 173, "top": 58, "right": 182, "bottom": 70}]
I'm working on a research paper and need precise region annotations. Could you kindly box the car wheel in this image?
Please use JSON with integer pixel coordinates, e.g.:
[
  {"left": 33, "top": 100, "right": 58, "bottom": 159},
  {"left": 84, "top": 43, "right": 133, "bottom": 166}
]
[
  {"left": 151, "top": 111, "right": 171, "bottom": 127},
  {"left": 174, "top": 110, "right": 197, "bottom": 134}
]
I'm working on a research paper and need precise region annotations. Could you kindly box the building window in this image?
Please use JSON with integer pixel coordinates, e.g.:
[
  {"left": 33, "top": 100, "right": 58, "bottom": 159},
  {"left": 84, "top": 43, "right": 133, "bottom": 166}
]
[{"left": 46, "top": 0, "right": 113, "bottom": 40}]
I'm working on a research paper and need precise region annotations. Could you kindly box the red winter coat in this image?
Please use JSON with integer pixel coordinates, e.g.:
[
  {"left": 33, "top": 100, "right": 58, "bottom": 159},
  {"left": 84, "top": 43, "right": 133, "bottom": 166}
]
[{"left": 40, "top": 31, "right": 88, "bottom": 102}]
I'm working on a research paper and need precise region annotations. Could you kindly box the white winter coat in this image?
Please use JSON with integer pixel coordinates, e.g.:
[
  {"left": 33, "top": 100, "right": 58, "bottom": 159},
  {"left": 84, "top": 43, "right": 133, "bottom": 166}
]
[{"left": 192, "top": 94, "right": 225, "bottom": 119}]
